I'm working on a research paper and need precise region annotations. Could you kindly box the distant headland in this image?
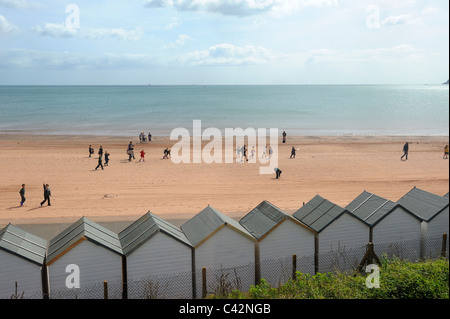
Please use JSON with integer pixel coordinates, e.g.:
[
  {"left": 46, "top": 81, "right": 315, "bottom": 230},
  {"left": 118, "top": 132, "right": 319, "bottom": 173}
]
[{"left": 443, "top": 79, "right": 449, "bottom": 85}]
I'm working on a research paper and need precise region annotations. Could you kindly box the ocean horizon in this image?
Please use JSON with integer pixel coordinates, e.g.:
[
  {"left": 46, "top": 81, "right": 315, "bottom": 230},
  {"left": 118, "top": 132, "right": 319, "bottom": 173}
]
[{"left": 0, "top": 84, "right": 448, "bottom": 137}]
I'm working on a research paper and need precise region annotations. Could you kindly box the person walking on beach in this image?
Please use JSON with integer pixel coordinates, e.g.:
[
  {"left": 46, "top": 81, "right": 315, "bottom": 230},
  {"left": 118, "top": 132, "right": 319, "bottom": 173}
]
[
  {"left": 401, "top": 142, "right": 409, "bottom": 161},
  {"left": 40, "top": 183, "right": 51, "bottom": 206},
  {"left": 98, "top": 146, "right": 103, "bottom": 158},
  {"left": 236, "top": 146, "right": 242, "bottom": 162},
  {"left": 139, "top": 150, "right": 146, "bottom": 162},
  {"left": 95, "top": 155, "right": 104, "bottom": 170},
  {"left": 89, "top": 145, "right": 94, "bottom": 157},
  {"left": 104, "top": 151, "right": 110, "bottom": 166},
  {"left": 127, "top": 142, "right": 135, "bottom": 161},
  {"left": 290, "top": 146, "right": 296, "bottom": 158},
  {"left": 148, "top": 132, "right": 152, "bottom": 142},
  {"left": 243, "top": 145, "right": 248, "bottom": 162},
  {"left": 444, "top": 145, "right": 449, "bottom": 159},
  {"left": 19, "top": 184, "right": 26, "bottom": 206},
  {"left": 274, "top": 167, "right": 282, "bottom": 179},
  {"left": 282, "top": 131, "right": 287, "bottom": 143}
]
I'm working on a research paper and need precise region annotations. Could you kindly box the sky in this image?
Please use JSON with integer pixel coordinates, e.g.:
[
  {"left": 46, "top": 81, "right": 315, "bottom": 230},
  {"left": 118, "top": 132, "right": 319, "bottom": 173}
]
[{"left": 0, "top": 0, "right": 448, "bottom": 85}]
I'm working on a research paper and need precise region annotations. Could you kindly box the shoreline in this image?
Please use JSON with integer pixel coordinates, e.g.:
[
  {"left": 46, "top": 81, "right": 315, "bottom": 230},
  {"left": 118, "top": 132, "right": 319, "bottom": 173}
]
[{"left": 1, "top": 133, "right": 448, "bottom": 232}]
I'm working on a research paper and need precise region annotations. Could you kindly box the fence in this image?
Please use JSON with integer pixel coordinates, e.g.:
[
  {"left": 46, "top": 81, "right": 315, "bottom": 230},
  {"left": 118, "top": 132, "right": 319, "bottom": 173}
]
[{"left": 5, "top": 233, "right": 447, "bottom": 299}]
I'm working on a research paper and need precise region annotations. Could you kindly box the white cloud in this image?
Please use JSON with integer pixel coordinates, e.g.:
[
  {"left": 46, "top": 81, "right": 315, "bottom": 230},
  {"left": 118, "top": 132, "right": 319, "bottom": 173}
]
[
  {"left": 32, "top": 22, "right": 77, "bottom": 38},
  {"left": 380, "top": 14, "right": 424, "bottom": 27},
  {"left": 0, "top": 14, "right": 18, "bottom": 34},
  {"left": 0, "top": 48, "right": 154, "bottom": 69},
  {"left": 0, "top": 0, "right": 40, "bottom": 9},
  {"left": 164, "top": 34, "right": 192, "bottom": 49},
  {"left": 32, "top": 23, "right": 143, "bottom": 41},
  {"left": 143, "top": 0, "right": 338, "bottom": 17},
  {"left": 181, "top": 43, "right": 284, "bottom": 66}
]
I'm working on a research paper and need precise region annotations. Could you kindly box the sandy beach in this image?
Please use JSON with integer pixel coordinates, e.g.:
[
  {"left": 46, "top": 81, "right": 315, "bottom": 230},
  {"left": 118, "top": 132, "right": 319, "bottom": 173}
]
[{"left": 0, "top": 134, "right": 448, "bottom": 237}]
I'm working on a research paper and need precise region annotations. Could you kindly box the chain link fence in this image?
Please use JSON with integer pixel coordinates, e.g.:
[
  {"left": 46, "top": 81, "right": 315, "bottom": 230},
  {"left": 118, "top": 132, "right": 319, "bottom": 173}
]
[{"left": 4, "top": 233, "right": 448, "bottom": 299}]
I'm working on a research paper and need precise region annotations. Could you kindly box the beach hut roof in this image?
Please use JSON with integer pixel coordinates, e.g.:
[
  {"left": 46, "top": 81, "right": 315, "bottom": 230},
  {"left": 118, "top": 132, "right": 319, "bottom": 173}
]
[
  {"left": 239, "top": 200, "right": 291, "bottom": 240},
  {"left": 0, "top": 224, "right": 47, "bottom": 266},
  {"left": 119, "top": 211, "right": 192, "bottom": 256},
  {"left": 47, "top": 217, "right": 122, "bottom": 264},
  {"left": 397, "top": 187, "right": 449, "bottom": 222},
  {"left": 345, "top": 191, "right": 406, "bottom": 226},
  {"left": 444, "top": 192, "right": 449, "bottom": 199},
  {"left": 292, "top": 195, "right": 348, "bottom": 233},
  {"left": 181, "top": 205, "right": 255, "bottom": 247}
]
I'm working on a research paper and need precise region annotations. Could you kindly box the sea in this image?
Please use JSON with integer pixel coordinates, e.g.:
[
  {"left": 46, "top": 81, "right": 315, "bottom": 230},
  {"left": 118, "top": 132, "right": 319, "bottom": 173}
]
[{"left": 0, "top": 85, "right": 448, "bottom": 137}]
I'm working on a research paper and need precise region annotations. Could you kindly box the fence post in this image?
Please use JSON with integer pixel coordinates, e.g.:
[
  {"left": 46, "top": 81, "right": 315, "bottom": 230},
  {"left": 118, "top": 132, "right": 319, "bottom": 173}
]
[
  {"left": 255, "top": 243, "right": 261, "bottom": 286},
  {"left": 202, "top": 268, "right": 207, "bottom": 299},
  {"left": 103, "top": 281, "right": 108, "bottom": 299},
  {"left": 441, "top": 233, "right": 448, "bottom": 258},
  {"left": 292, "top": 254, "right": 297, "bottom": 281}
]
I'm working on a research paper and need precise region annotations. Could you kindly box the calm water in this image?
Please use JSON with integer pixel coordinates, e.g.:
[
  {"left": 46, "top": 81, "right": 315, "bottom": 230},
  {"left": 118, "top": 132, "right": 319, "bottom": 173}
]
[{"left": 0, "top": 85, "right": 448, "bottom": 136}]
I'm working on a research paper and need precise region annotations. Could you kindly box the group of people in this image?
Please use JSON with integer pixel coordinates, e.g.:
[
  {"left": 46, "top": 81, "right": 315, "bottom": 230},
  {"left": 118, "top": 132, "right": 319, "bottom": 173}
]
[
  {"left": 90, "top": 145, "right": 110, "bottom": 170},
  {"left": 139, "top": 132, "right": 152, "bottom": 143},
  {"left": 18, "top": 183, "right": 52, "bottom": 207},
  {"left": 400, "top": 143, "right": 449, "bottom": 161}
]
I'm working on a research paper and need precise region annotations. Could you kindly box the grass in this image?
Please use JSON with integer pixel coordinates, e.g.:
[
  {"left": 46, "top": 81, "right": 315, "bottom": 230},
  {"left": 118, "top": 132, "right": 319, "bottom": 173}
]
[{"left": 210, "top": 257, "right": 449, "bottom": 299}]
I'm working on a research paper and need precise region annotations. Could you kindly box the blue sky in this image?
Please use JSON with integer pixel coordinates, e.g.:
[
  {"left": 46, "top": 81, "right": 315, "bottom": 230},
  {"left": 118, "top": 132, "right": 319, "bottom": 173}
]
[{"left": 0, "top": 0, "right": 448, "bottom": 85}]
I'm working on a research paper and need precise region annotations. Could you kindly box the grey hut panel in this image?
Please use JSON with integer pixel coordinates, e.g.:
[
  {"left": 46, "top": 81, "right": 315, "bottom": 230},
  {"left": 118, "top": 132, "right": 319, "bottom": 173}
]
[
  {"left": 47, "top": 217, "right": 122, "bottom": 263},
  {"left": 181, "top": 206, "right": 253, "bottom": 247},
  {"left": 293, "top": 195, "right": 346, "bottom": 233},
  {"left": 239, "top": 201, "right": 288, "bottom": 240},
  {"left": 119, "top": 212, "right": 191, "bottom": 256},
  {"left": 346, "top": 191, "right": 398, "bottom": 226},
  {"left": 444, "top": 193, "right": 449, "bottom": 199},
  {"left": 0, "top": 224, "right": 47, "bottom": 266},
  {"left": 397, "top": 187, "right": 449, "bottom": 222}
]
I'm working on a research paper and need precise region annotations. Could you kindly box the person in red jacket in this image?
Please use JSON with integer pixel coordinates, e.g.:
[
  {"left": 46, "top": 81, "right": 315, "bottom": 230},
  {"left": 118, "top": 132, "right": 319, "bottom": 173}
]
[{"left": 139, "top": 150, "right": 146, "bottom": 162}]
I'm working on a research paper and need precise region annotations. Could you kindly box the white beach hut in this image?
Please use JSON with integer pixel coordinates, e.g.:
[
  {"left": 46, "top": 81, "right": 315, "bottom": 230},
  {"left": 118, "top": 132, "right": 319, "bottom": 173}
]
[
  {"left": 181, "top": 205, "right": 256, "bottom": 298},
  {"left": 119, "top": 212, "right": 194, "bottom": 299},
  {"left": 346, "top": 190, "right": 423, "bottom": 260},
  {"left": 239, "top": 200, "right": 315, "bottom": 285},
  {"left": 0, "top": 224, "right": 48, "bottom": 299},
  {"left": 293, "top": 195, "right": 368, "bottom": 273},
  {"left": 46, "top": 217, "right": 124, "bottom": 299},
  {"left": 396, "top": 187, "right": 449, "bottom": 258}
]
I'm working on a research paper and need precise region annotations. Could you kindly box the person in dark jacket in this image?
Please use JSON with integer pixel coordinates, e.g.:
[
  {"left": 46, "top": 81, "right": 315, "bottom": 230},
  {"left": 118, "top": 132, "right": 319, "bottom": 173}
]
[
  {"left": 40, "top": 183, "right": 51, "bottom": 206},
  {"left": 95, "top": 155, "right": 104, "bottom": 170},
  {"left": 19, "top": 184, "right": 26, "bottom": 206},
  {"left": 401, "top": 142, "right": 409, "bottom": 160}
]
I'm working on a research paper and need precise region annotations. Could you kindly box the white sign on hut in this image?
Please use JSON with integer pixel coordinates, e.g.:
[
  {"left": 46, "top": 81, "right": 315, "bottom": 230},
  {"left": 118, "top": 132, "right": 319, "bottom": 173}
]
[{"left": 46, "top": 217, "right": 124, "bottom": 299}]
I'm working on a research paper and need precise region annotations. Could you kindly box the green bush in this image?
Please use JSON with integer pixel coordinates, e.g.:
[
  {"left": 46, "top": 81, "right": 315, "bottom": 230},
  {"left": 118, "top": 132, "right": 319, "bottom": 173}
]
[{"left": 214, "top": 258, "right": 449, "bottom": 299}]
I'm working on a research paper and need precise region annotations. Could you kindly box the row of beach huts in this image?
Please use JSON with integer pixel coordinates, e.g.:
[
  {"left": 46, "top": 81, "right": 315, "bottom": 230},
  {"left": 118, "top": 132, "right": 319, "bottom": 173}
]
[{"left": 1, "top": 186, "right": 448, "bottom": 299}]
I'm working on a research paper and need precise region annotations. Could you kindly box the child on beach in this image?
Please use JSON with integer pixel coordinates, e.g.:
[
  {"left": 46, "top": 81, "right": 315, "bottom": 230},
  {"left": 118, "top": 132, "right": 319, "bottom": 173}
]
[
  {"left": 19, "top": 184, "right": 26, "bottom": 206},
  {"left": 104, "top": 151, "right": 110, "bottom": 166},
  {"left": 139, "top": 150, "right": 146, "bottom": 162}
]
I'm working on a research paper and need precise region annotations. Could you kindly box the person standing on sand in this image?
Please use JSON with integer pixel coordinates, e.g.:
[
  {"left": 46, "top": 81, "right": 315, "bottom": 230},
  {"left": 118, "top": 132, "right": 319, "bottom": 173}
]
[
  {"left": 40, "top": 183, "right": 51, "bottom": 206},
  {"left": 127, "top": 142, "right": 135, "bottom": 161},
  {"left": 444, "top": 145, "right": 449, "bottom": 159},
  {"left": 104, "top": 151, "right": 110, "bottom": 166},
  {"left": 401, "top": 142, "right": 409, "bottom": 160},
  {"left": 290, "top": 146, "right": 296, "bottom": 158},
  {"left": 89, "top": 145, "right": 94, "bottom": 157},
  {"left": 139, "top": 150, "right": 146, "bottom": 162},
  {"left": 98, "top": 146, "right": 103, "bottom": 158},
  {"left": 95, "top": 155, "right": 104, "bottom": 170},
  {"left": 19, "top": 184, "right": 26, "bottom": 206},
  {"left": 282, "top": 131, "right": 287, "bottom": 143}
]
